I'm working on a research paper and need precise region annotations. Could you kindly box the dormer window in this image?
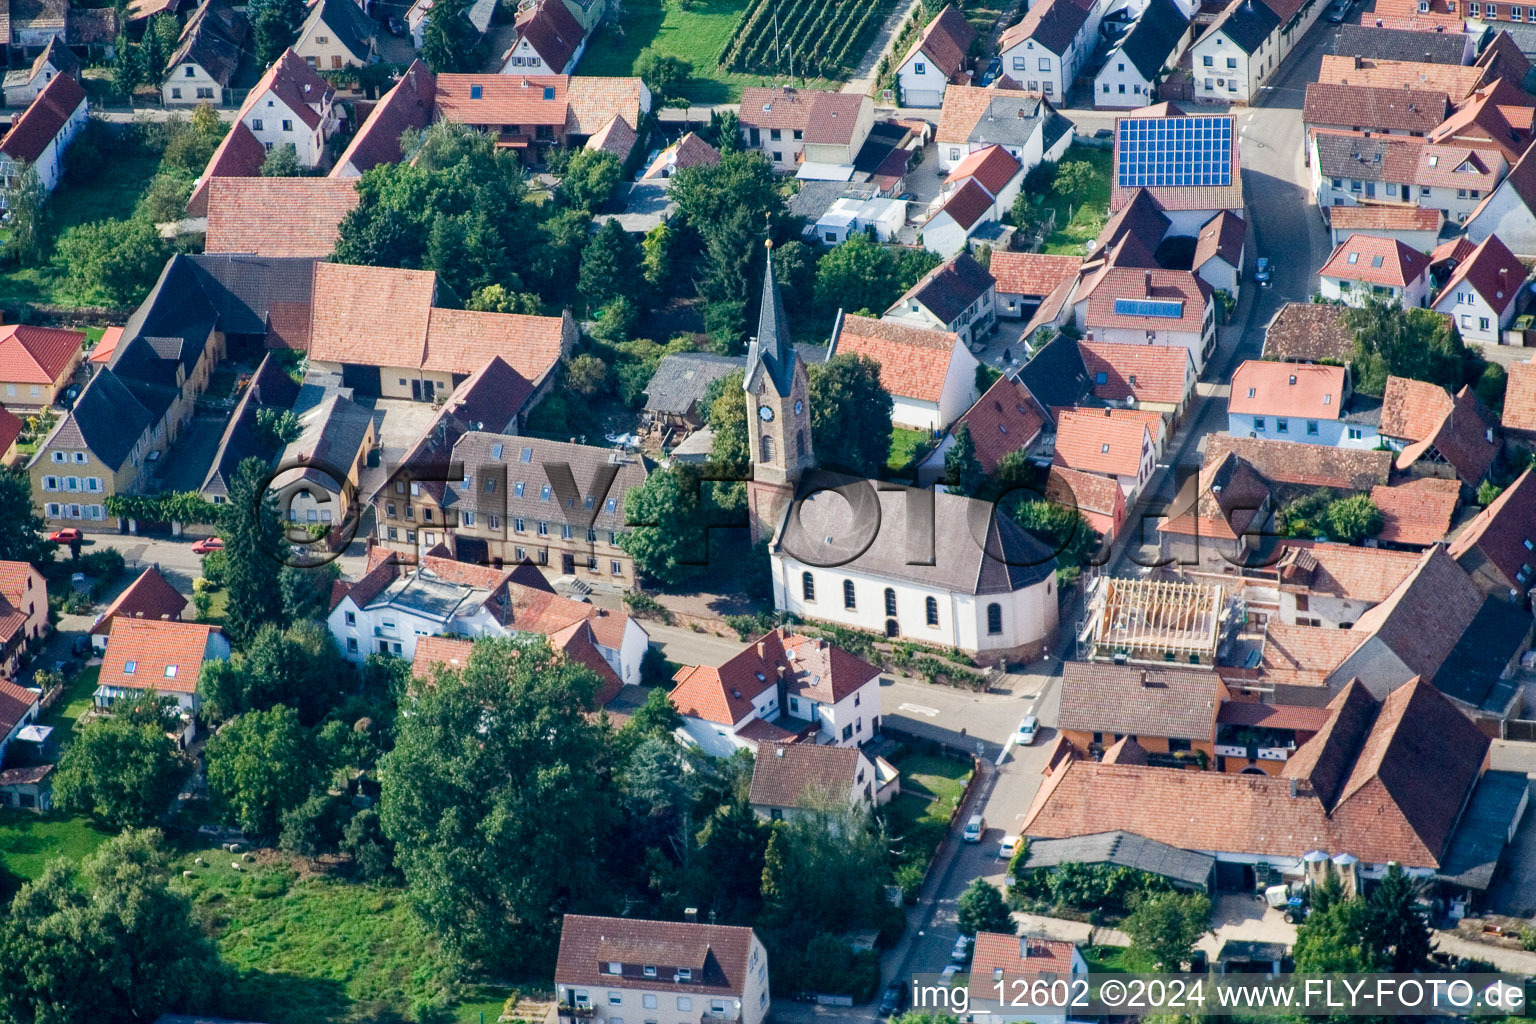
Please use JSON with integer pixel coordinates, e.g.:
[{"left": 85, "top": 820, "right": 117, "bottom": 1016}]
[
  {"left": 643, "top": 966, "right": 657, "bottom": 978},
  {"left": 608, "top": 962, "right": 622, "bottom": 975},
  {"left": 677, "top": 969, "right": 692, "bottom": 982}
]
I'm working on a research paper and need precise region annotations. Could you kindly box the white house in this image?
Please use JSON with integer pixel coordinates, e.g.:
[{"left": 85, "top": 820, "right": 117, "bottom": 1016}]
[
  {"left": 771, "top": 485, "right": 1060, "bottom": 666},
  {"left": 670, "top": 628, "right": 884, "bottom": 758},
  {"left": 1192, "top": 0, "right": 1323, "bottom": 104},
  {"left": 236, "top": 49, "right": 340, "bottom": 169},
  {"left": 749, "top": 742, "right": 897, "bottom": 819},
  {"left": 830, "top": 314, "right": 981, "bottom": 431},
  {"left": 1310, "top": 131, "right": 1506, "bottom": 223},
  {"left": 1094, "top": 0, "right": 1190, "bottom": 108},
  {"left": 896, "top": 4, "right": 977, "bottom": 107},
  {"left": 1466, "top": 144, "right": 1536, "bottom": 255},
  {"left": 0, "top": 680, "right": 41, "bottom": 766},
  {"left": 1327, "top": 205, "right": 1444, "bottom": 250},
  {"left": 1430, "top": 232, "right": 1528, "bottom": 344},
  {"left": 884, "top": 252, "right": 998, "bottom": 347},
  {"left": 161, "top": 0, "right": 247, "bottom": 106},
  {"left": 1227, "top": 360, "right": 1381, "bottom": 448},
  {"left": 1192, "top": 210, "right": 1245, "bottom": 298},
  {"left": 1317, "top": 233, "right": 1431, "bottom": 308},
  {"left": 1074, "top": 266, "right": 1217, "bottom": 372},
  {"left": 292, "top": 0, "right": 377, "bottom": 71},
  {"left": 969, "top": 933, "right": 1090, "bottom": 1024},
  {"left": 92, "top": 619, "right": 230, "bottom": 716},
  {"left": 3, "top": 37, "right": 77, "bottom": 108},
  {"left": 1053, "top": 406, "right": 1159, "bottom": 502},
  {"left": 998, "top": 0, "right": 1103, "bottom": 100},
  {"left": 738, "top": 87, "right": 875, "bottom": 174},
  {"left": 498, "top": 0, "right": 588, "bottom": 74},
  {"left": 935, "top": 85, "right": 1074, "bottom": 173},
  {"left": 0, "top": 71, "right": 86, "bottom": 197},
  {"left": 555, "top": 915, "right": 770, "bottom": 1024},
  {"left": 922, "top": 145, "right": 1023, "bottom": 256},
  {"left": 813, "top": 195, "right": 907, "bottom": 243}
]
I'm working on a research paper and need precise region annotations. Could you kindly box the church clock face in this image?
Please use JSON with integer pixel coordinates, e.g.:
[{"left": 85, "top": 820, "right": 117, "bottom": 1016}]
[
  {"left": 758, "top": 405, "right": 775, "bottom": 422},
  {"left": 794, "top": 400, "right": 803, "bottom": 415}
]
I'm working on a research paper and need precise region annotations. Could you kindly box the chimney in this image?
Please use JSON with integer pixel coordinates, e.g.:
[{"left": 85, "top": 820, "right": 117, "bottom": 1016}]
[
  {"left": 1144, "top": 269, "right": 1152, "bottom": 296},
  {"left": 1290, "top": 777, "right": 1300, "bottom": 798},
  {"left": 684, "top": 908, "right": 699, "bottom": 922},
  {"left": 757, "top": 641, "right": 766, "bottom": 660},
  {"left": 1140, "top": 669, "right": 1149, "bottom": 687}
]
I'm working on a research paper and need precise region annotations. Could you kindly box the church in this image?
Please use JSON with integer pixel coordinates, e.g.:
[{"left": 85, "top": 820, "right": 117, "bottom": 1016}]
[{"left": 746, "top": 249, "right": 1061, "bottom": 667}]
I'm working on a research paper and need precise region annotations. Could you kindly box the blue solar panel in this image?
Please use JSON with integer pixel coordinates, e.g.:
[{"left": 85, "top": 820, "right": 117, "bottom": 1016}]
[
  {"left": 1114, "top": 298, "right": 1184, "bottom": 318},
  {"left": 1115, "top": 116, "right": 1233, "bottom": 189}
]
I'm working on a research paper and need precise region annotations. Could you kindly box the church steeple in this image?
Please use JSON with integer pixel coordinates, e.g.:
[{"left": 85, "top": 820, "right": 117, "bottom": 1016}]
[{"left": 745, "top": 238, "right": 797, "bottom": 398}]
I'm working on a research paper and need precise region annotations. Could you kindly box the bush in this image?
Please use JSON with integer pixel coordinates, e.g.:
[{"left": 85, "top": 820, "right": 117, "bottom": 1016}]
[{"left": 201, "top": 549, "right": 228, "bottom": 587}]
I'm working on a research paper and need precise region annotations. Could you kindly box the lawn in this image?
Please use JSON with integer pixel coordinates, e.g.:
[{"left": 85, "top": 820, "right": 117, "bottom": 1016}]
[
  {"left": 196, "top": 587, "right": 228, "bottom": 626},
  {"left": 896, "top": 752, "right": 971, "bottom": 809},
  {"left": 888, "top": 426, "right": 933, "bottom": 476},
  {"left": 1081, "top": 944, "right": 1134, "bottom": 974},
  {"left": 1040, "top": 145, "right": 1114, "bottom": 257},
  {"left": 173, "top": 851, "right": 519, "bottom": 1024},
  {"left": 41, "top": 665, "right": 101, "bottom": 748},
  {"left": 578, "top": 0, "right": 832, "bottom": 104},
  {"left": 884, "top": 751, "right": 972, "bottom": 891},
  {"left": 0, "top": 810, "right": 114, "bottom": 882}
]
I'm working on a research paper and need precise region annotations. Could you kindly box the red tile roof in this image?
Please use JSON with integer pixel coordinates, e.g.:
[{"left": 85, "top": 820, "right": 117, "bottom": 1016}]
[
  {"left": 583, "top": 113, "right": 636, "bottom": 161},
  {"left": 971, "top": 933, "right": 1078, "bottom": 984},
  {"left": 1192, "top": 210, "right": 1245, "bottom": 270},
  {"left": 555, "top": 915, "right": 758, "bottom": 997},
  {"left": 87, "top": 326, "right": 121, "bottom": 365},
  {"left": 1327, "top": 204, "right": 1443, "bottom": 233},
  {"left": 308, "top": 263, "right": 436, "bottom": 367},
  {"left": 989, "top": 251, "right": 1080, "bottom": 297},
  {"left": 1228, "top": 360, "right": 1348, "bottom": 420},
  {"left": 410, "top": 635, "right": 473, "bottom": 680},
  {"left": 670, "top": 628, "right": 879, "bottom": 727},
  {"left": 1448, "top": 466, "right": 1536, "bottom": 590},
  {"left": 1315, "top": 54, "right": 1482, "bottom": 99},
  {"left": 422, "top": 307, "right": 567, "bottom": 383},
  {"left": 0, "top": 72, "right": 83, "bottom": 164},
  {"left": 1319, "top": 233, "right": 1429, "bottom": 288},
  {"left": 834, "top": 314, "right": 959, "bottom": 404},
  {"left": 945, "top": 144, "right": 1020, "bottom": 198},
  {"left": 510, "top": 0, "right": 585, "bottom": 72},
  {"left": 1436, "top": 232, "right": 1527, "bottom": 316},
  {"left": 331, "top": 60, "right": 436, "bottom": 176},
  {"left": 88, "top": 566, "right": 188, "bottom": 635},
  {"left": 97, "top": 618, "right": 221, "bottom": 695},
  {"left": 738, "top": 87, "right": 867, "bottom": 145},
  {"left": 1502, "top": 360, "right": 1536, "bottom": 435},
  {"left": 1205, "top": 435, "right": 1393, "bottom": 491},
  {"left": 1078, "top": 340, "right": 1191, "bottom": 406},
  {"left": 902, "top": 4, "right": 977, "bottom": 81},
  {"left": 0, "top": 406, "right": 21, "bottom": 455},
  {"left": 1083, "top": 267, "right": 1211, "bottom": 334},
  {"left": 749, "top": 742, "right": 864, "bottom": 806},
  {"left": 1045, "top": 464, "right": 1125, "bottom": 520},
  {"left": 0, "top": 679, "right": 37, "bottom": 737},
  {"left": 1262, "top": 303, "right": 1357, "bottom": 364},
  {"left": 934, "top": 177, "right": 996, "bottom": 230},
  {"left": 1276, "top": 541, "right": 1424, "bottom": 603},
  {"left": 0, "top": 324, "right": 82, "bottom": 385},
  {"left": 205, "top": 177, "right": 360, "bottom": 258},
  {"left": 1380, "top": 375, "right": 1452, "bottom": 440},
  {"left": 1053, "top": 407, "right": 1151, "bottom": 477},
  {"left": 1347, "top": 545, "right": 1486, "bottom": 683},
  {"left": 435, "top": 73, "right": 569, "bottom": 126},
  {"left": 1303, "top": 81, "right": 1449, "bottom": 134},
  {"left": 1370, "top": 477, "right": 1460, "bottom": 546},
  {"left": 1394, "top": 384, "right": 1500, "bottom": 483},
  {"left": 187, "top": 122, "right": 266, "bottom": 217},
  {"left": 241, "top": 49, "right": 334, "bottom": 132},
  {"left": 935, "top": 84, "right": 1043, "bottom": 145},
  {"left": 950, "top": 374, "right": 1047, "bottom": 472}
]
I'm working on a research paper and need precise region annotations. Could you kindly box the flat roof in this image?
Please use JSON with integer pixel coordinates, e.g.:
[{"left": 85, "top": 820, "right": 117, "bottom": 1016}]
[{"left": 1436, "top": 770, "right": 1530, "bottom": 891}]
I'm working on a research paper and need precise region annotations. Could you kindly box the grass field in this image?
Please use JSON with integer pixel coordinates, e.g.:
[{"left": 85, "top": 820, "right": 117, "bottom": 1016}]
[
  {"left": 0, "top": 811, "right": 113, "bottom": 881},
  {"left": 42, "top": 665, "right": 101, "bottom": 748},
  {"left": 579, "top": 0, "right": 832, "bottom": 103},
  {"left": 1040, "top": 145, "right": 1114, "bottom": 257},
  {"left": 174, "top": 851, "right": 518, "bottom": 1024},
  {"left": 887, "top": 426, "right": 932, "bottom": 476},
  {"left": 884, "top": 753, "right": 972, "bottom": 844}
]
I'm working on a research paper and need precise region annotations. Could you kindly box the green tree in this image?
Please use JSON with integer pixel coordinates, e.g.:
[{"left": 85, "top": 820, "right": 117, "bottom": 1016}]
[
  {"left": 945, "top": 423, "right": 984, "bottom": 496},
  {"left": 814, "top": 233, "right": 897, "bottom": 319},
  {"left": 579, "top": 217, "right": 645, "bottom": 311},
  {"left": 1345, "top": 299, "right": 1474, "bottom": 396},
  {"left": 135, "top": 172, "right": 194, "bottom": 224},
  {"left": 468, "top": 283, "right": 543, "bottom": 314},
  {"left": 379, "top": 636, "right": 621, "bottom": 968},
  {"left": 1011, "top": 499, "right": 1097, "bottom": 575},
  {"left": 250, "top": 0, "right": 306, "bottom": 64},
  {"left": 420, "top": 0, "right": 482, "bottom": 70},
  {"left": 54, "top": 216, "right": 169, "bottom": 306},
  {"left": 0, "top": 468, "right": 54, "bottom": 563},
  {"left": 255, "top": 405, "right": 301, "bottom": 446},
  {"left": 0, "top": 830, "right": 227, "bottom": 1024},
  {"left": 642, "top": 222, "right": 676, "bottom": 291},
  {"left": 565, "top": 353, "right": 611, "bottom": 397},
  {"left": 279, "top": 789, "right": 351, "bottom": 859},
  {"left": 637, "top": 51, "right": 691, "bottom": 103},
  {"left": 205, "top": 619, "right": 347, "bottom": 724},
  {"left": 956, "top": 877, "right": 1013, "bottom": 936},
  {"left": 1123, "top": 891, "right": 1210, "bottom": 970},
  {"left": 53, "top": 693, "right": 184, "bottom": 828},
  {"left": 626, "top": 685, "right": 682, "bottom": 737},
  {"left": 340, "top": 805, "right": 396, "bottom": 881},
  {"left": 112, "top": 32, "right": 146, "bottom": 96},
  {"left": 621, "top": 465, "right": 714, "bottom": 587},
  {"left": 808, "top": 353, "right": 893, "bottom": 476},
  {"left": 1478, "top": 480, "right": 1504, "bottom": 505},
  {"left": 4, "top": 166, "right": 49, "bottom": 265},
  {"left": 1476, "top": 360, "right": 1508, "bottom": 414},
  {"left": 559, "top": 148, "right": 622, "bottom": 214},
  {"left": 218, "top": 457, "right": 287, "bottom": 647},
  {"left": 760, "top": 797, "right": 890, "bottom": 939},
  {"left": 1052, "top": 160, "right": 1098, "bottom": 204},
  {"left": 205, "top": 703, "right": 322, "bottom": 836},
  {"left": 149, "top": 12, "right": 181, "bottom": 65},
  {"left": 707, "top": 368, "right": 749, "bottom": 471},
  {"left": 705, "top": 109, "right": 741, "bottom": 152},
  {"left": 259, "top": 142, "right": 302, "bottom": 177},
  {"left": 1362, "top": 864, "right": 1432, "bottom": 974},
  {"left": 1325, "top": 494, "right": 1383, "bottom": 543}
]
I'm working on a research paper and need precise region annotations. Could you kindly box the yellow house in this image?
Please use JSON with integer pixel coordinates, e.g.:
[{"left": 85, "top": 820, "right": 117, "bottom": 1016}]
[{"left": 0, "top": 324, "right": 85, "bottom": 411}]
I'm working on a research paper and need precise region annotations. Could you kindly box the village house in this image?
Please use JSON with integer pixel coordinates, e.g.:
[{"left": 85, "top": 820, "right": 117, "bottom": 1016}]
[
  {"left": 328, "top": 551, "right": 649, "bottom": 685},
  {"left": 330, "top": 60, "right": 437, "bottom": 178},
  {"left": 0, "top": 679, "right": 40, "bottom": 768},
  {"left": 883, "top": 252, "right": 997, "bottom": 346},
  {"left": 204, "top": 177, "right": 361, "bottom": 258},
  {"left": 1080, "top": 338, "right": 1196, "bottom": 426},
  {"left": 1303, "top": 81, "right": 1449, "bottom": 138},
  {"left": 1192, "top": 210, "right": 1246, "bottom": 298},
  {"left": 1430, "top": 232, "right": 1529, "bottom": 343},
  {"left": 198, "top": 353, "right": 302, "bottom": 508},
  {"left": 1206, "top": 433, "right": 1393, "bottom": 492},
  {"left": 554, "top": 915, "right": 769, "bottom": 1024},
  {"left": 642, "top": 352, "right": 742, "bottom": 437},
  {"left": 305, "top": 263, "right": 575, "bottom": 401},
  {"left": 1076, "top": 267, "right": 1217, "bottom": 373},
  {"left": 499, "top": 0, "right": 589, "bottom": 74},
  {"left": 934, "top": 84, "right": 1074, "bottom": 172},
  {"left": 0, "top": 561, "right": 45, "bottom": 678},
  {"left": 998, "top": 0, "right": 1102, "bottom": 100},
  {"left": 1094, "top": 0, "right": 1190, "bottom": 108},
  {"left": 1261, "top": 302, "right": 1357, "bottom": 364},
  {"left": 1380, "top": 375, "right": 1501, "bottom": 485},
  {"left": 93, "top": 619, "right": 230, "bottom": 719},
  {"left": 990, "top": 252, "right": 1081, "bottom": 320},
  {"left": 1370, "top": 476, "right": 1462, "bottom": 549},
  {"left": 1317, "top": 234, "right": 1431, "bottom": 307},
  {"left": 270, "top": 392, "right": 377, "bottom": 541},
  {"left": 749, "top": 742, "right": 897, "bottom": 819},
  {"left": 737, "top": 87, "right": 873, "bottom": 175},
  {"left": 916, "top": 373, "right": 1048, "bottom": 485},
  {"left": 1449, "top": 467, "right": 1536, "bottom": 600},
  {"left": 1052, "top": 406, "right": 1160, "bottom": 503},
  {"left": 1058, "top": 662, "right": 1226, "bottom": 768},
  {"left": 161, "top": 0, "right": 247, "bottom": 106},
  {"left": 411, "top": 627, "right": 624, "bottom": 708},
  {"left": 0, "top": 324, "right": 82, "bottom": 411},
  {"left": 896, "top": 4, "right": 977, "bottom": 107},
  {"left": 1047, "top": 465, "right": 1127, "bottom": 546},
  {"left": 967, "top": 933, "right": 1090, "bottom": 1024},
  {"left": 1503, "top": 359, "right": 1536, "bottom": 441},
  {"left": 2, "top": 36, "right": 75, "bottom": 106},
  {"left": 828, "top": 315, "right": 979, "bottom": 431},
  {"left": 0, "top": 70, "right": 84, "bottom": 197},
  {"left": 429, "top": 72, "right": 650, "bottom": 165},
  {"left": 669, "top": 627, "right": 884, "bottom": 757},
  {"left": 1311, "top": 131, "right": 1507, "bottom": 223},
  {"left": 1157, "top": 446, "right": 1273, "bottom": 571},
  {"left": 291, "top": 0, "right": 376, "bottom": 71},
  {"left": 1326, "top": 205, "right": 1444, "bottom": 249},
  {"left": 922, "top": 144, "right": 1022, "bottom": 255},
  {"left": 1110, "top": 112, "right": 1243, "bottom": 236},
  {"left": 1226, "top": 360, "right": 1379, "bottom": 448},
  {"left": 1191, "top": 0, "right": 1325, "bottom": 104},
  {"left": 235, "top": 50, "right": 340, "bottom": 169},
  {"left": 87, "top": 565, "right": 188, "bottom": 652}
]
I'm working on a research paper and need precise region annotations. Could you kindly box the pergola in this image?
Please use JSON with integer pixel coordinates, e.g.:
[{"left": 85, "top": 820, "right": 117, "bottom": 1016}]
[{"left": 1085, "top": 576, "right": 1225, "bottom": 666}]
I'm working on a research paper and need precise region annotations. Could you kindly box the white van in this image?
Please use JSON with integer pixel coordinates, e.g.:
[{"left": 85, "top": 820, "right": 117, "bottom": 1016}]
[{"left": 963, "top": 814, "right": 985, "bottom": 843}]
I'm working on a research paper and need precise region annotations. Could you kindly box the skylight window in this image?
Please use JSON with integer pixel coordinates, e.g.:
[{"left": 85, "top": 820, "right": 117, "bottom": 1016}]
[
  {"left": 165, "top": 665, "right": 178, "bottom": 678},
  {"left": 491, "top": 443, "right": 504, "bottom": 459},
  {"left": 470, "top": 84, "right": 483, "bottom": 99},
  {"left": 124, "top": 660, "right": 137, "bottom": 674},
  {"left": 1347, "top": 252, "right": 1360, "bottom": 264}
]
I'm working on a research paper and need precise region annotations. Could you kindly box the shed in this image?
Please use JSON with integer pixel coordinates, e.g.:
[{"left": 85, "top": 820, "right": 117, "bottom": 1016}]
[{"left": 1019, "top": 829, "right": 1216, "bottom": 890}]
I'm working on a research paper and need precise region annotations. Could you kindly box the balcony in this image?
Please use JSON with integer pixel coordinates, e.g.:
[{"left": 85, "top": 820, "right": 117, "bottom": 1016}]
[{"left": 558, "top": 1006, "right": 597, "bottom": 1023}]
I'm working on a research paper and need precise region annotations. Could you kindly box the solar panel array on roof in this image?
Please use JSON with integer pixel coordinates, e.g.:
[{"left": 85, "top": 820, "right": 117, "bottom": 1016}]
[
  {"left": 1116, "top": 116, "right": 1233, "bottom": 188},
  {"left": 1114, "top": 298, "right": 1184, "bottom": 318}
]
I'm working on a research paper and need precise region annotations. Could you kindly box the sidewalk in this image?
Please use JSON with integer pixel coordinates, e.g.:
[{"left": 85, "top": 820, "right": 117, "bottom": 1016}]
[
  {"left": 844, "top": 0, "right": 923, "bottom": 97},
  {"left": 1431, "top": 931, "right": 1536, "bottom": 973}
]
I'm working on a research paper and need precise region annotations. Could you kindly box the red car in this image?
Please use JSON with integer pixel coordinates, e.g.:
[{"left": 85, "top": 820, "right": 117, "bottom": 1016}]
[
  {"left": 191, "top": 537, "right": 224, "bottom": 555},
  {"left": 48, "top": 529, "right": 81, "bottom": 544}
]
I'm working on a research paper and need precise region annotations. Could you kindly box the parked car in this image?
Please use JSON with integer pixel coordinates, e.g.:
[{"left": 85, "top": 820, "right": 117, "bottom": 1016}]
[
  {"left": 386, "top": 14, "right": 407, "bottom": 35},
  {"left": 70, "top": 634, "right": 90, "bottom": 656},
  {"left": 963, "top": 814, "right": 985, "bottom": 843},
  {"left": 1326, "top": 0, "right": 1351, "bottom": 21},
  {"left": 48, "top": 529, "right": 81, "bottom": 544},
  {"left": 939, "top": 965, "right": 960, "bottom": 986},
  {"left": 1255, "top": 256, "right": 1272, "bottom": 284},
  {"left": 1017, "top": 714, "right": 1039, "bottom": 745},
  {"left": 999, "top": 834, "right": 1021, "bottom": 859},
  {"left": 191, "top": 537, "right": 224, "bottom": 555},
  {"left": 951, "top": 935, "right": 973, "bottom": 964},
  {"left": 879, "top": 984, "right": 907, "bottom": 1016}
]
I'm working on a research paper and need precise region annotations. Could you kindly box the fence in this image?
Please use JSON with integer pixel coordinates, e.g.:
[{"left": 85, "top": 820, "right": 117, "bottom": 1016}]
[{"left": 1505, "top": 719, "right": 1536, "bottom": 742}]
